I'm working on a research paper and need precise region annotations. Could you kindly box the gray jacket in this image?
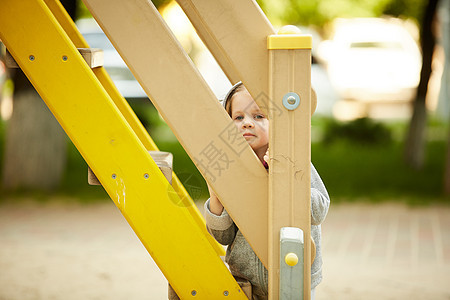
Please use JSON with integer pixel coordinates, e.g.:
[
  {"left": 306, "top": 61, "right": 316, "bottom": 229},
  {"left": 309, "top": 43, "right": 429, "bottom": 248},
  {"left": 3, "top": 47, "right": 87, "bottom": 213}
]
[{"left": 204, "top": 163, "right": 330, "bottom": 298}]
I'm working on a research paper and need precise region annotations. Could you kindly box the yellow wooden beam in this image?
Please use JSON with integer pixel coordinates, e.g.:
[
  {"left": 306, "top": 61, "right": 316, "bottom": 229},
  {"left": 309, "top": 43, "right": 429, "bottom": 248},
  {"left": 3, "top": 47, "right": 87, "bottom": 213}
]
[
  {"left": 267, "top": 34, "right": 312, "bottom": 50},
  {"left": 83, "top": 0, "right": 270, "bottom": 267},
  {"left": 44, "top": 0, "right": 225, "bottom": 257},
  {"left": 0, "top": 0, "right": 244, "bottom": 298}
]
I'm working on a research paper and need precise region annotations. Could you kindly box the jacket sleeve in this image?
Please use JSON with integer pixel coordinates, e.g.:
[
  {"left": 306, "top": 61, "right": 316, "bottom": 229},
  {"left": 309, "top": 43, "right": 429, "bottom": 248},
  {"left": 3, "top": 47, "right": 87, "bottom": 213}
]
[
  {"left": 310, "top": 163, "right": 330, "bottom": 225},
  {"left": 204, "top": 199, "right": 238, "bottom": 246}
]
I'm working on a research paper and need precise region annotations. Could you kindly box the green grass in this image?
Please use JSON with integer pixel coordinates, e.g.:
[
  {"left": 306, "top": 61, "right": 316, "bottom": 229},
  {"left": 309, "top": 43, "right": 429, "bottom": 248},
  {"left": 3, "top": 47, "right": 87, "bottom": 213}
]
[{"left": 312, "top": 140, "right": 448, "bottom": 205}]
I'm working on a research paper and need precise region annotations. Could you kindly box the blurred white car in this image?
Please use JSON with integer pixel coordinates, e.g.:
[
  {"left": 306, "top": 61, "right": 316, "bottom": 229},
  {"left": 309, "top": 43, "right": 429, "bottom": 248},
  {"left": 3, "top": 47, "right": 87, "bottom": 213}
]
[
  {"left": 76, "top": 18, "right": 147, "bottom": 100},
  {"left": 320, "top": 18, "right": 421, "bottom": 103}
]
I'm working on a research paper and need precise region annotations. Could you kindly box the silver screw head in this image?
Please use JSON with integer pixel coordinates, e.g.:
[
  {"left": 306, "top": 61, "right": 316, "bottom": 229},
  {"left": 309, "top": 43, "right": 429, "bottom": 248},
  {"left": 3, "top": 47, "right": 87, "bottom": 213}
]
[{"left": 287, "top": 96, "right": 296, "bottom": 104}]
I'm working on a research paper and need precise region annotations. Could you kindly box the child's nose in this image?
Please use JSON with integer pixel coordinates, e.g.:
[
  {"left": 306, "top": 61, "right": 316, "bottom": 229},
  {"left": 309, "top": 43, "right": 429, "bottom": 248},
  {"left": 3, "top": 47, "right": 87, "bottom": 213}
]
[{"left": 242, "top": 117, "right": 254, "bottom": 128}]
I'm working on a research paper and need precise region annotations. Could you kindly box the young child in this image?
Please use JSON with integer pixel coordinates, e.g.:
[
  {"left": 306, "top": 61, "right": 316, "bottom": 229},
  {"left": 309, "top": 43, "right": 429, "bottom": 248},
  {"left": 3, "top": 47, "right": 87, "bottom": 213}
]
[{"left": 204, "top": 82, "right": 330, "bottom": 299}]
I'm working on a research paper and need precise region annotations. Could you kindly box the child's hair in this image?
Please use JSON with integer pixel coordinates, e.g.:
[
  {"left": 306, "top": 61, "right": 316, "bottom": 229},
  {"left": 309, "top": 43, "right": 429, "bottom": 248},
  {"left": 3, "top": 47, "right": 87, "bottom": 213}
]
[{"left": 222, "top": 81, "right": 245, "bottom": 116}]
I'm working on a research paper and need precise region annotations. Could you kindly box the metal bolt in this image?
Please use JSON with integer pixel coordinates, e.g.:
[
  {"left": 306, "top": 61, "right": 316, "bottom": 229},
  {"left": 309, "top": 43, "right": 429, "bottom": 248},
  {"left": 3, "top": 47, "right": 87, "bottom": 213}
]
[
  {"left": 144, "top": 173, "right": 149, "bottom": 179},
  {"left": 223, "top": 291, "right": 229, "bottom": 296},
  {"left": 29, "top": 55, "right": 35, "bottom": 61},
  {"left": 62, "top": 55, "right": 68, "bottom": 61},
  {"left": 191, "top": 290, "right": 197, "bottom": 296},
  {"left": 112, "top": 174, "right": 117, "bottom": 179},
  {"left": 287, "top": 96, "right": 296, "bottom": 105},
  {"left": 282, "top": 92, "right": 301, "bottom": 110}
]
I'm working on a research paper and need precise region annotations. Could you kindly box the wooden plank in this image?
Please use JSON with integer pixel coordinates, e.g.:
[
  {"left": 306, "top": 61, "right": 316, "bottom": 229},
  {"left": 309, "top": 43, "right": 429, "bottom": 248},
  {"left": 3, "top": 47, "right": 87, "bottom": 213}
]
[
  {"left": 6, "top": 47, "right": 104, "bottom": 69},
  {"left": 5, "top": 49, "right": 18, "bottom": 68},
  {"left": 78, "top": 48, "right": 103, "bottom": 68},
  {"left": 176, "top": 0, "right": 275, "bottom": 115},
  {"left": 88, "top": 151, "right": 173, "bottom": 185},
  {"left": 82, "top": 0, "right": 270, "bottom": 267},
  {"left": 0, "top": 1, "right": 246, "bottom": 298},
  {"left": 268, "top": 36, "right": 312, "bottom": 299}
]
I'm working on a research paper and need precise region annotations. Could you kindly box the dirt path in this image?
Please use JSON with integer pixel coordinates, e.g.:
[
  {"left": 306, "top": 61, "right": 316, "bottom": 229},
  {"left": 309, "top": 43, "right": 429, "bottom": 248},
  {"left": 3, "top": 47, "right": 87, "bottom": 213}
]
[{"left": 1, "top": 198, "right": 449, "bottom": 299}]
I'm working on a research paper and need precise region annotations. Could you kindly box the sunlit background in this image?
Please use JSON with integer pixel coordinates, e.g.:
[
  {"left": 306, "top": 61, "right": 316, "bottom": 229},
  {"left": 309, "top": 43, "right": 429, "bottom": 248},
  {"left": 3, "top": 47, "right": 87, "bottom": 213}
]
[{"left": 0, "top": 0, "right": 449, "bottom": 299}]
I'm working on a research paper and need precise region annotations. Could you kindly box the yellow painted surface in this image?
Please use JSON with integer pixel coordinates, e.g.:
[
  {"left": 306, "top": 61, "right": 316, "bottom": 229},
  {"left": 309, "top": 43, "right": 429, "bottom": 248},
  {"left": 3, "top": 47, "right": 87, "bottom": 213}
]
[
  {"left": 44, "top": 0, "right": 225, "bottom": 257},
  {"left": 285, "top": 253, "right": 299, "bottom": 266},
  {"left": 267, "top": 34, "right": 312, "bottom": 50},
  {"left": 0, "top": 0, "right": 243, "bottom": 297}
]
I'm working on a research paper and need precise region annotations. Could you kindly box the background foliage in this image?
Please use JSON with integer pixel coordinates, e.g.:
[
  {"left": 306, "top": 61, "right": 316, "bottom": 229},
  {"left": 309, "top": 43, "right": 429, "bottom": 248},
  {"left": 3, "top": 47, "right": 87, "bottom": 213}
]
[{"left": 256, "top": 0, "right": 427, "bottom": 30}]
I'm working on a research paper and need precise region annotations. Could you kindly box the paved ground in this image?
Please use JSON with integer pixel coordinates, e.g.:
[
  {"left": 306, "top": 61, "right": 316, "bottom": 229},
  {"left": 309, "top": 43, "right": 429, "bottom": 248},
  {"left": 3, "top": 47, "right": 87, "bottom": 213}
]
[
  {"left": 320, "top": 202, "right": 450, "bottom": 300},
  {"left": 0, "top": 198, "right": 449, "bottom": 299}
]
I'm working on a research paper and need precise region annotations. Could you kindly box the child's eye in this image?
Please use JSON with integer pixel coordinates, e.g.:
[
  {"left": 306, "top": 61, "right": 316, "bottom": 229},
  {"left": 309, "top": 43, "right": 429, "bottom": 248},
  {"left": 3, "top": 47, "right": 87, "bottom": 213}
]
[
  {"left": 234, "top": 115, "right": 244, "bottom": 120},
  {"left": 255, "top": 114, "right": 265, "bottom": 120}
]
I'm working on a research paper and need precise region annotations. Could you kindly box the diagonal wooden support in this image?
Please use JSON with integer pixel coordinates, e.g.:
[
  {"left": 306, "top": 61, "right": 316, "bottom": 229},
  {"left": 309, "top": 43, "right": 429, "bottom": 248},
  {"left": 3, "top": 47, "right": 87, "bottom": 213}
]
[
  {"left": 176, "top": 0, "right": 275, "bottom": 115},
  {"left": 43, "top": 0, "right": 225, "bottom": 257},
  {"left": 83, "top": 0, "right": 271, "bottom": 267},
  {"left": 0, "top": 0, "right": 246, "bottom": 298}
]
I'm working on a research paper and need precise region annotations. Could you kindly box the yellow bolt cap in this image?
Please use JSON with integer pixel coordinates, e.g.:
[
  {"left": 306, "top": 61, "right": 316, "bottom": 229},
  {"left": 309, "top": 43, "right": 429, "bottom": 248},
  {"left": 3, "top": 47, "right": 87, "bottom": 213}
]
[{"left": 285, "top": 253, "right": 298, "bottom": 266}]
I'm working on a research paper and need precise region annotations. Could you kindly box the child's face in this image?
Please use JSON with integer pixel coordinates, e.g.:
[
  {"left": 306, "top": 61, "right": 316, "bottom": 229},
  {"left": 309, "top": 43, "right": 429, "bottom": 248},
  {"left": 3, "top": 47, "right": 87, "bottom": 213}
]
[{"left": 230, "top": 89, "right": 269, "bottom": 159}]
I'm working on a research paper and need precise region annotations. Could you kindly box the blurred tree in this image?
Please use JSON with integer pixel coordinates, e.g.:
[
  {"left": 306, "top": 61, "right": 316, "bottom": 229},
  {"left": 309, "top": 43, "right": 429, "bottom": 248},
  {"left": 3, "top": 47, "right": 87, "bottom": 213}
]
[
  {"left": 152, "top": 0, "right": 172, "bottom": 8},
  {"left": 440, "top": 0, "right": 450, "bottom": 195},
  {"left": 1, "top": 0, "right": 77, "bottom": 191},
  {"left": 404, "top": 0, "right": 440, "bottom": 169},
  {"left": 384, "top": 0, "right": 428, "bottom": 21},
  {"left": 256, "top": 0, "right": 425, "bottom": 30},
  {"left": 77, "top": 0, "right": 170, "bottom": 18}
]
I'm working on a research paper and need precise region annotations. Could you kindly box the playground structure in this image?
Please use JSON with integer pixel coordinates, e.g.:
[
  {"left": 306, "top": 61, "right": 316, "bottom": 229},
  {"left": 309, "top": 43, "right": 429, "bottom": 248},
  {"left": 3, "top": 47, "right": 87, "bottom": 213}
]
[{"left": 0, "top": 0, "right": 315, "bottom": 299}]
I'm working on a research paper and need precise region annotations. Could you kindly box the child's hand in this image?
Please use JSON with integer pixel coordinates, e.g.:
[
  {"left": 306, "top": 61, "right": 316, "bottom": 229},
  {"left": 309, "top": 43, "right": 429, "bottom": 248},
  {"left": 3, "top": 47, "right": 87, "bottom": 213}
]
[
  {"left": 263, "top": 148, "right": 269, "bottom": 164},
  {"left": 207, "top": 184, "right": 216, "bottom": 198},
  {"left": 207, "top": 184, "right": 224, "bottom": 216},
  {"left": 263, "top": 148, "right": 269, "bottom": 169}
]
